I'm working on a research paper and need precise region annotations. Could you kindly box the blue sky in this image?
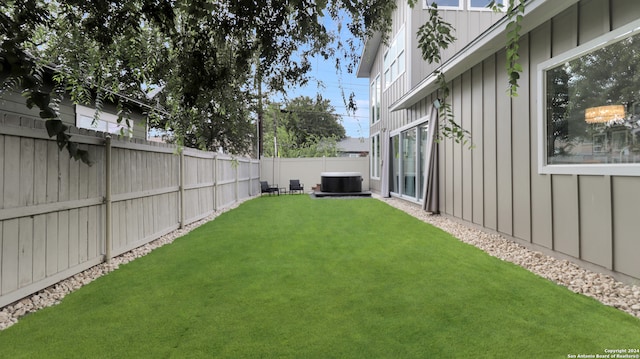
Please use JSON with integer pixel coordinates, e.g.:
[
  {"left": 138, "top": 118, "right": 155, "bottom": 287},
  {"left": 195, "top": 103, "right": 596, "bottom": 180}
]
[
  {"left": 281, "top": 58, "right": 371, "bottom": 139},
  {"left": 272, "top": 16, "right": 371, "bottom": 139}
]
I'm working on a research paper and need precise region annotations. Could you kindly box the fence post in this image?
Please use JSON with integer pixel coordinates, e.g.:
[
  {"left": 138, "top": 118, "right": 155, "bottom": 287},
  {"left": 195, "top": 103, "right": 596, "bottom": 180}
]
[
  {"left": 235, "top": 159, "right": 239, "bottom": 203},
  {"left": 104, "top": 135, "right": 112, "bottom": 264},
  {"left": 180, "top": 149, "right": 185, "bottom": 229},
  {"left": 213, "top": 154, "right": 218, "bottom": 211}
]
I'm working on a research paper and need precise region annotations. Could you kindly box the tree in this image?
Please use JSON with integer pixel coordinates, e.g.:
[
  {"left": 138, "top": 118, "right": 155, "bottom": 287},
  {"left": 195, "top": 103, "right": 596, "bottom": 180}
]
[
  {"left": 1, "top": 0, "right": 526, "bottom": 164},
  {"left": 1, "top": 0, "right": 396, "bottom": 163},
  {"left": 262, "top": 96, "right": 345, "bottom": 157}
]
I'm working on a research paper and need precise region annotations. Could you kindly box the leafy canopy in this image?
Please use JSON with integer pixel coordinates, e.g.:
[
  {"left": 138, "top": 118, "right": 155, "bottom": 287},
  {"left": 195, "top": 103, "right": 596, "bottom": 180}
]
[
  {"left": 263, "top": 96, "right": 346, "bottom": 158},
  {"left": 1, "top": 0, "right": 395, "bottom": 163},
  {"left": 1, "top": 0, "right": 525, "bottom": 164}
]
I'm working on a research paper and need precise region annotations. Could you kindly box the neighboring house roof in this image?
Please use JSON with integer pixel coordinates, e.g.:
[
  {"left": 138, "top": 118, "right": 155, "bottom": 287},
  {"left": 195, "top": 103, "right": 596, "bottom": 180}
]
[
  {"left": 356, "top": 0, "right": 580, "bottom": 111},
  {"left": 338, "top": 137, "right": 369, "bottom": 153}
]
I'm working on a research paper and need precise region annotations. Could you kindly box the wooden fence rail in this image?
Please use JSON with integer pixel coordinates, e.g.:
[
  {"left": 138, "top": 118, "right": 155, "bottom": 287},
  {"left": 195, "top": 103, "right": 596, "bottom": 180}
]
[{"left": 0, "top": 118, "right": 260, "bottom": 308}]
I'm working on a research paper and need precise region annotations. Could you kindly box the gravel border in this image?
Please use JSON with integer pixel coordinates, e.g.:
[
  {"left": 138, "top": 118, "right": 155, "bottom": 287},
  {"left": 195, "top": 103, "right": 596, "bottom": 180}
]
[
  {"left": 0, "top": 200, "right": 247, "bottom": 331},
  {"left": 1, "top": 195, "right": 638, "bottom": 331},
  {"left": 376, "top": 195, "right": 640, "bottom": 319}
]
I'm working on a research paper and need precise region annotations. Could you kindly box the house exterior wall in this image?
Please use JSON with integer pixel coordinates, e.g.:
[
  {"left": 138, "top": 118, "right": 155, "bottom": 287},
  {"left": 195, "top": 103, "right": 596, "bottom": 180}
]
[
  {"left": 369, "top": 2, "right": 503, "bottom": 195},
  {"left": 364, "top": 0, "right": 640, "bottom": 283},
  {"left": 409, "top": 5, "right": 503, "bottom": 88},
  {"left": 419, "top": 0, "right": 640, "bottom": 282},
  {"left": 0, "top": 90, "right": 147, "bottom": 140},
  {"left": 368, "top": 0, "right": 409, "bottom": 193}
]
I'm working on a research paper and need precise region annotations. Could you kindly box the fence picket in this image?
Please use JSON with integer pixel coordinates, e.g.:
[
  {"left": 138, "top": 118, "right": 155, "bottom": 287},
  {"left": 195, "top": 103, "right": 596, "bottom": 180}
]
[
  {"left": 1, "top": 219, "right": 19, "bottom": 295},
  {"left": 18, "top": 217, "right": 33, "bottom": 288},
  {"left": 32, "top": 214, "right": 46, "bottom": 282},
  {"left": 1, "top": 119, "right": 259, "bottom": 308}
]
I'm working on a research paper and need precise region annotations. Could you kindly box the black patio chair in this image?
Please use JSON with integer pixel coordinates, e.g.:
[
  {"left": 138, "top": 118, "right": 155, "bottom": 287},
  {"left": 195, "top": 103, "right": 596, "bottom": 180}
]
[
  {"left": 289, "top": 179, "right": 304, "bottom": 194},
  {"left": 260, "top": 181, "right": 279, "bottom": 196}
]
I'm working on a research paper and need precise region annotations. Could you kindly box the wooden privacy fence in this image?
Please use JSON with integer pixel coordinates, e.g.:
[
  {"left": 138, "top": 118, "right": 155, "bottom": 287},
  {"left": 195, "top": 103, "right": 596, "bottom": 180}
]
[{"left": 0, "top": 117, "right": 260, "bottom": 308}]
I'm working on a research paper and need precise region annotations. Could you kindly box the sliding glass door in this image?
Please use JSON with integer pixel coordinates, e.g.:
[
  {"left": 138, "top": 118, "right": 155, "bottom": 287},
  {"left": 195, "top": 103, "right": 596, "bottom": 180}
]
[
  {"left": 401, "top": 128, "right": 417, "bottom": 198},
  {"left": 388, "top": 123, "right": 429, "bottom": 202}
]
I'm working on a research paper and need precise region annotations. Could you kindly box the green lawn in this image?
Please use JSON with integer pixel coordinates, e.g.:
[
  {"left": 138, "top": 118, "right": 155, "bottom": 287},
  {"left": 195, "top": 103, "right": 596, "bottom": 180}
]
[{"left": 0, "top": 196, "right": 638, "bottom": 358}]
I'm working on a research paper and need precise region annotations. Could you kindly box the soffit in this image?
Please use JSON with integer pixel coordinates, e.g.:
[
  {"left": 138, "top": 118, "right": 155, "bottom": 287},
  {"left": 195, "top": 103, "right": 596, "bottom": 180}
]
[
  {"left": 356, "top": 32, "right": 383, "bottom": 78},
  {"left": 389, "top": 0, "right": 580, "bottom": 111}
]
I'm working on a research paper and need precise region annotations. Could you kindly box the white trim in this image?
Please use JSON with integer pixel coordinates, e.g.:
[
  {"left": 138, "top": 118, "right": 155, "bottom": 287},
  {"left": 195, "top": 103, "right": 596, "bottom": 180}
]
[
  {"left": 468, "top": 0, "right": 504, "bottom": 11},
  {"left": 76, "top": 104, "right": 133, "bottom": 137},
  {"left": 371, "top": 132, "right": 382, "bottom": 179},
  {"left": 383, "top": 25, "right": 406, "bottom": 89},
  {"left": 390, "top": 115, "right": 430, "bottom": 137},
  {"left": 76, "top": 104, "right": 118, "bottom": 123},
  {"left": 537, "top": 18, "right": 640, "bottom": 176},
  {"left": 371, "top": 74, "right": 381, "bottom": 124},
  {"left": 406, "top": 3, "right": 412, "bottom": 94},
  {"left": 424, "top": 0, "right": 463, "bottom": 10}
]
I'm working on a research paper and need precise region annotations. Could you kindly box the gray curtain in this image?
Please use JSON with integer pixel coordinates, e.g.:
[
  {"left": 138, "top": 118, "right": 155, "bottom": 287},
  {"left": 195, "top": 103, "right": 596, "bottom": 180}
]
[
  {"left": 422, "top": 104, "right": 440, "bottom": 213},
  {"left": 380, "top": 129, "right": 390, "bottom": 197}
]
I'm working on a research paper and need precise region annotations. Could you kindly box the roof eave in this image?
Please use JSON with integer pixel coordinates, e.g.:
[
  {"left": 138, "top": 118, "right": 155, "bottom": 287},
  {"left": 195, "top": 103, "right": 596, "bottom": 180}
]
[{"left": 356, "top": 32, "right": 383, "bottom": 78}]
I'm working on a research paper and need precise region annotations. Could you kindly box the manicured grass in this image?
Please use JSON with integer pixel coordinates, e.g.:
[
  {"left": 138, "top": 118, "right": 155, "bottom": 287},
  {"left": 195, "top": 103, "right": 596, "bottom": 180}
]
[{"left": 0, "top": 196, "right": 638, "bottom": 358}]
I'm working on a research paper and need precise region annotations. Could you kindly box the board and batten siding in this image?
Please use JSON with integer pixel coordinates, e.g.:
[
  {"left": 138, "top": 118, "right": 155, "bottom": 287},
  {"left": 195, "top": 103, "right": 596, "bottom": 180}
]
[
  {"left": 368, "top": 0, "right": 410, "bottom": 193},
  {"left": 408, "top": 0, "right": 640, "bottom": 282},
  {"left": 409, "top": 6, "right": 504, "bottom": 89},
  {"left": 0, "top": 114, "right": 260, "bottom": 308},
  {"left": 0, "top": 90, "right": 148, "bottom": 140}
]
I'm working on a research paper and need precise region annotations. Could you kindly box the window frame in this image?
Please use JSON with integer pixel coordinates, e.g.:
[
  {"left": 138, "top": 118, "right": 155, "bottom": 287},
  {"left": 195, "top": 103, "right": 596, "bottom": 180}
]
[
  {"left": 537, "top": 18, "right": 640, "bottom": 176},
  {"left": 468, "top": 0, "right": 504, "bottom": 11},
  {"left": 383, "top": 25, "right": 406, "bottom": 88},
  {"left": 370, "top": 74, "right": 381, "bottom": 124},
  {"left": 76, "top": 104, "right": 133, "bottom": 137},
  {"left": 389, "top": 117, "right": 430, "bottom": 202},
  {"left": 423, "top": 0, "right": 462, "bottom": 10},
  {"left": 424, "top": 0, "right": 505, "bottom": 10},
  {"left": 371, "top": 132, "right": 381, "bottom": 179}
]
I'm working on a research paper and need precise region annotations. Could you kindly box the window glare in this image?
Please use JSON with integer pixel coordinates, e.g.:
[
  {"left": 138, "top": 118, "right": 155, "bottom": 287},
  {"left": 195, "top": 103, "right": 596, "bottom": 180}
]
[
  {"left": 545, "top": 32, "right": 640, "bottom": 166},
  {"left": 469, "top": 0, "right": 493, "bottom": 8},
  {"left": 427, "top": 0, "right": 460, "bottom": 7}
]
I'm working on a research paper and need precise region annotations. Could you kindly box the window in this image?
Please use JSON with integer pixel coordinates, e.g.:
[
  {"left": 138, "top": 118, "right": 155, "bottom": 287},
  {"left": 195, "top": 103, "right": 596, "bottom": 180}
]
[
  {"left": 389, "top": 118, "right": 430, "bottom": 201},
  {"left": 384, "top": 26, "right": 405, "bottom": 87},
  {"left": 76, "top": 105, "right": 133, "bottom": 137},
  {"left": 418, "top": 125, "right": 429, "bottom": 200},
  {"left": 424, "top": 0, "right": 462, "bottom": 10},
  {"left": 371, "top": 133, "right": 381, "bottom": 179},
  {"left": 401, "top": 128, "right": 417, "bottom": 198},
  {"left": 469, "top": 0, "right": 504, "bottom": 10},
  {"left": 370, "top": 74, "right": 381, "bottom": 124},
  {"left": 539, "top": 20, "right": 640, "bottom": 175},
  {"left": 424, "top": 0, "right": 503, "bottom": 10}
]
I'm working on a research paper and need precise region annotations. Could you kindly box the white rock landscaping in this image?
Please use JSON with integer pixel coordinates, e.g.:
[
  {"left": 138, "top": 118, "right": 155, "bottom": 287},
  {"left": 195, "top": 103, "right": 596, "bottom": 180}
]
[{"left": 378, "top": 196, "right": 640, "bottom": 320}]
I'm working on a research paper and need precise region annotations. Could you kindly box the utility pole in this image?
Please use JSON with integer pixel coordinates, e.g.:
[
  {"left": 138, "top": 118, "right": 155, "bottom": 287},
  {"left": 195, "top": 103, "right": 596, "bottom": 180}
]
[{"left": 256, "top": 63, "right": 263, "bottom": 159}]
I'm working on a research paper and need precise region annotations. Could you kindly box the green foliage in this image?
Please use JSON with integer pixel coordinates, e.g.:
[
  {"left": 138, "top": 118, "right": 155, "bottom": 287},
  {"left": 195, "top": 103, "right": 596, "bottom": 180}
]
[
  {"left": 416, "top": 3, "right": 456, "bottom": 65},
  {"left": 417, "top": 0, "right": 526, "bottom": 148},
  {"left": 1, "top": 0, "right": 397, "bottom": 164},
  {"left": 419, "top": 3, "right": 472, "bottom": 148},
  {"left": 2, "top": 0, "right": 527, "bottom": 163},
  {"left": 0, "top": 197, "right": 638, "bottom": 357},
  {"left": 499, "top": 0, "right": 526, "bottom": 97},
  {"left": 262, "top": 96, "right": 345, "bottom": 157}
]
